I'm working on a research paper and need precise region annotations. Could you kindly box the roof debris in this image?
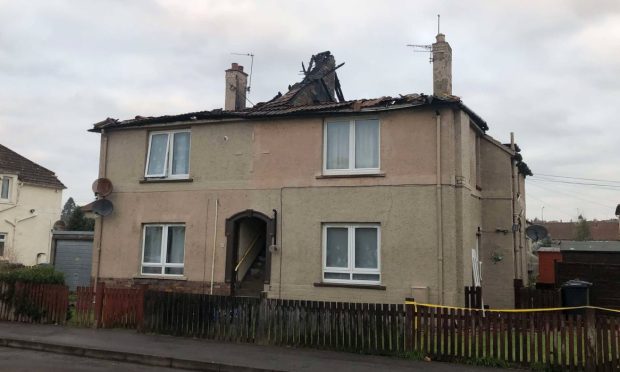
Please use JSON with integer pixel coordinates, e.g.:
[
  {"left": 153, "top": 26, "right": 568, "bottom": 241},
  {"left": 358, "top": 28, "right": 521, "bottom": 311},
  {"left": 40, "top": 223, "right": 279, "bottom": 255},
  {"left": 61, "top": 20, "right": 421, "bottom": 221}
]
[{"left": 91, "top": 51, "right": 489, "bottom": 133}]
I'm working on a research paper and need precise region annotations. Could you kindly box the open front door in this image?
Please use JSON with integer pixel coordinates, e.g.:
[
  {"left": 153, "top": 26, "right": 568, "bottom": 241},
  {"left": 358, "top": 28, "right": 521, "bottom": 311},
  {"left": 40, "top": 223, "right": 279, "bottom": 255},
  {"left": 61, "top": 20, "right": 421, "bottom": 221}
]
[{"left": 225, "top": 209, "right": 275, "bottom": 297}]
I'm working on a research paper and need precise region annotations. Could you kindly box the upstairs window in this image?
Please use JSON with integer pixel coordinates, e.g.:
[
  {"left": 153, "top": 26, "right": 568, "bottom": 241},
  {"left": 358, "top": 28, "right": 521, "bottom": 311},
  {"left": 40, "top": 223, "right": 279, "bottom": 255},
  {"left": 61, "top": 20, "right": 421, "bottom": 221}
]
[
  {"left": 141, "top": 224, "right": 185, "bottom": 276},
  {"left": 0, "top": 176, "right": 11, "bottom": 201},
  {"left": 324, "top": 119, "right": 380, "bottom": 174},
  {"left": 323, "top": 224, "right": 381, "bottom": 284},
  {"left": 145, "top": 130, "right": 191, "bottom": 178}
]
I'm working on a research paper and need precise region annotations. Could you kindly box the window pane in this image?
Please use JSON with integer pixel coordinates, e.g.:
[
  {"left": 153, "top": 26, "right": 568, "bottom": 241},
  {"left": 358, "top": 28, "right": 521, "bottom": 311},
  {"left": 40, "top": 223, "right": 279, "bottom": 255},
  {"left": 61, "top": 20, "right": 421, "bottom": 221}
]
[
  {"left": 355, "top": 119, "right": 379, "bottom": 168},
  {"left": 1, "top": 177, "right": 9, "bottom": 199},
  {"left": 171, "top": 132, "right": 190, "bottom": 175},
  {"left": 326, "top": 122, "right": 350, "bottom": 169},
  {"left": 142, "top": 266, "right": 161, "bottom": 274},
  {"left": 165, "top": 267, "right": 184, "bottom": 275},
  {"left": 352, "top": 273, "right": 380, "bottom": 281},
  {"left": 326, "top": 227, "right": 348, "bottom": 268},
  {"left": 146, "top": 133, "right": 169, "bottom": 176},
  {"left": 355, "top": 228, "right": 378, "bottom": 269},
  {"left": 143, "top": 226, "right": 162, "bottom": 263},
  {"left": 324, "top": 272, "right": 350, "bottom": 280},
  {"left": 166, "top": 226, "right": 185, "bottom": 264}
]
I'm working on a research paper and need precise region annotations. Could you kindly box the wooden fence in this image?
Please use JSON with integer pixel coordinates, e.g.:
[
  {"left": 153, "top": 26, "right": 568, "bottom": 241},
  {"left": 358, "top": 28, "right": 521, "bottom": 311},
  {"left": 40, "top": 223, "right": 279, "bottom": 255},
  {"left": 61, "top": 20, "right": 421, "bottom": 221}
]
[
  {"left": 464, "top": 286, "right": 482, "bottom": 309},
  {"left": 75, "top": 283, "right": 145, "bottom": 329},
  {"left": 141, "top": 290, "right": 620, "bottom": 371},
  {"left": 143, "top": 291, "right": 409, "bottom": 354},
  {"left": 0, "top": 282, "right": 68, "bottom": 324},
  {"left": 515, "top": 279, "right": 560, "bottom": 309}
]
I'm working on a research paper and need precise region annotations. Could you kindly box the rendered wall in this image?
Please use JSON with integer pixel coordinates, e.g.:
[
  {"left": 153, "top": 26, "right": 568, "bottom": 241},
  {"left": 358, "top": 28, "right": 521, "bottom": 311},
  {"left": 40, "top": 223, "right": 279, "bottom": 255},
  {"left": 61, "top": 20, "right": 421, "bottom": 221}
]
[{"left": 0, "top": 182, "right": 62, "bottom": 265}]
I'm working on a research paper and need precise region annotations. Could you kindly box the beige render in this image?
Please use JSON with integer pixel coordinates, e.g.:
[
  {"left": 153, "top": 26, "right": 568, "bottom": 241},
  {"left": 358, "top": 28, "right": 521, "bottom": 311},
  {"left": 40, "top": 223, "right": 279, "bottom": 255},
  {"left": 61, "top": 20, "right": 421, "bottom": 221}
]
[
  {"left": 0, "top": 180, "right": 62, "bottom": 265},
  {"left": 93, "top": 106, "right": 528, "bottom": 308}
]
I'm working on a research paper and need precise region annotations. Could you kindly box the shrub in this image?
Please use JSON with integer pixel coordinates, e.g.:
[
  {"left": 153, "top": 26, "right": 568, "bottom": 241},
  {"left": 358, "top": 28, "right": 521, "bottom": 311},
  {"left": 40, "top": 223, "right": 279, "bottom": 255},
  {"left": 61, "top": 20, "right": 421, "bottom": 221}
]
[{"left": 0, "top": 265, "right": 64, "bottom": 285}]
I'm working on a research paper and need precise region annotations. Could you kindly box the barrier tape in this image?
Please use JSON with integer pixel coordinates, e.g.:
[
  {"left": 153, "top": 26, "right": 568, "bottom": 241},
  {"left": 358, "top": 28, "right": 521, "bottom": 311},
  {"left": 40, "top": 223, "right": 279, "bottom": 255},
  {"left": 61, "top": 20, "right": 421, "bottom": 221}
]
[{"left": 404, "top": 301, "right": 620, "bottom": 314}]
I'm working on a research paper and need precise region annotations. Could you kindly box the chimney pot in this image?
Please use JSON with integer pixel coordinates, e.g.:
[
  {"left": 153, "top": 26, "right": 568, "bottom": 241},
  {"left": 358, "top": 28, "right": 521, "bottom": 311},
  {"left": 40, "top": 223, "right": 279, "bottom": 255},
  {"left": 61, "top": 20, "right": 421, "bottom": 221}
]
[{"left": 225, "top": 63, "right": 248, "bottom": 111}]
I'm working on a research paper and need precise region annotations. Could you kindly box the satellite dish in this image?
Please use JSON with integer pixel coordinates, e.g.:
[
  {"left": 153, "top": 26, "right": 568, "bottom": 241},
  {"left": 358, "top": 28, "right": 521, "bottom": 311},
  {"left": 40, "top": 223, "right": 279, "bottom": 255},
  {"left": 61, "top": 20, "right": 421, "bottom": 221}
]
[
  {"left": 92, "top": 178, "right": 113, "bottom": 197},
  {"left": 525, "top": 224, "right": 548, "bottom": 241},
  {"left": 91, "top": 199, "right": 114, "bottom": 217},
  {"left": 53, "top": 220, "right": 66, "bottom": 231}
]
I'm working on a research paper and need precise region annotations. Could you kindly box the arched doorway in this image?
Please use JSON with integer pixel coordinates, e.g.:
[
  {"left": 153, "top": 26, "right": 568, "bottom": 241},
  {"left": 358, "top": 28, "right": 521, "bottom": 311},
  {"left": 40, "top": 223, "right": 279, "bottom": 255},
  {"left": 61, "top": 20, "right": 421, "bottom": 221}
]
[{"left": 225, "top": 209, "right": 275, "bottom": 297}]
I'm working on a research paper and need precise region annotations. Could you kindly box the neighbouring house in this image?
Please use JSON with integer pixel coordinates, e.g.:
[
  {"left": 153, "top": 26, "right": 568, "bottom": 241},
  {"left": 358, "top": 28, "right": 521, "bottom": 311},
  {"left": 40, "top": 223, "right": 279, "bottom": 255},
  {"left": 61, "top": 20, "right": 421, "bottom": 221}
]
[
  {"left": 542, "top": 219, "right": 620, "bottom": 241},
  {"left": 0, "top": 144, "right": 65, "bottom": 265},
  {"left": 89, "top": 34, "right": 530, "bottom": 307}
]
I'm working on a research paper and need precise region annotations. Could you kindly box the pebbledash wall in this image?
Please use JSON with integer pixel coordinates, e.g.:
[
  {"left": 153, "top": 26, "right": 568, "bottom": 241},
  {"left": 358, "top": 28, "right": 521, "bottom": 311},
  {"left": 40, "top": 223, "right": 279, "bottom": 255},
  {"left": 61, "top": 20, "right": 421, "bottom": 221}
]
[{"left": 92, "top": 107, "right": 527, "bottom": 308}]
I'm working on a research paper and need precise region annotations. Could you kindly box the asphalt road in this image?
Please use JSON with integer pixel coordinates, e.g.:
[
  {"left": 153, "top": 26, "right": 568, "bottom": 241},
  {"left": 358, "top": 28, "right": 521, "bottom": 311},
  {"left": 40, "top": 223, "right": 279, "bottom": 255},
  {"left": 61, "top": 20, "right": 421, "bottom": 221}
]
[{"left": 0, "top": 347, "right": 182, "bottom": 372}]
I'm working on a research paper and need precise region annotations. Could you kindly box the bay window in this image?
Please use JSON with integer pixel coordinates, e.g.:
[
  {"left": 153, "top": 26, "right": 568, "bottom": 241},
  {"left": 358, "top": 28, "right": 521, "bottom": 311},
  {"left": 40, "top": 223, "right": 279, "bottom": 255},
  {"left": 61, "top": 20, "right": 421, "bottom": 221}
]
[
  {"left": 324, "top": 119, "right": 380, "bottom": 174},
  {"left": 141, "top": 224, "right": 185, "bottom": 276},
  {"left": 322, "top": 224, "right": 381, "bottom": 284},
  {"left": 145, "top": 130, "right": 191, "bottom": 179}
]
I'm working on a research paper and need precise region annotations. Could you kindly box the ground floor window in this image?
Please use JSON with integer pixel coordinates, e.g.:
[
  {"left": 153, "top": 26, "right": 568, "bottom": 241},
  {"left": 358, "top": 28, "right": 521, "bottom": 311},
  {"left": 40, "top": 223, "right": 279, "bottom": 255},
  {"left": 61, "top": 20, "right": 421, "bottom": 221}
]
[
  {"left": 322, "top": 224, "right": 380, "bottom": 284},
  {"left": 0, "top": 233, "right": 5, "bottom": 256},
  {"left": 141, "top": 224, "right": 185, "bottom": 276}
]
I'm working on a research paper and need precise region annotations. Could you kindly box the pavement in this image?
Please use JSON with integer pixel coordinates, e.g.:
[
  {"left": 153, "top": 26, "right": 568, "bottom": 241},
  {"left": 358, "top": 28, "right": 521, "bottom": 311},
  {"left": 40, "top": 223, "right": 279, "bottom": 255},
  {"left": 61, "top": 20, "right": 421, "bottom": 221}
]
[
  {"left": 0, "top": 322, "right": 497, "bottom": 371},
  {"left": 0, "top": 347, "right": 180, "bottom": 372}
]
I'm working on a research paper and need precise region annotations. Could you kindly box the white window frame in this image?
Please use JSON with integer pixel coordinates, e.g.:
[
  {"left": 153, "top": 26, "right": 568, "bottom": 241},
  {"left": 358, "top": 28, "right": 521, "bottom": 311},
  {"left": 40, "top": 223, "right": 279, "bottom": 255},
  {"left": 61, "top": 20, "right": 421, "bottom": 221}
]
[
  {"left": 140, "top": 224, "right": 185, "bottom": 276},
  {"left": 144, "top": 130, "right": 191, "bottom": 179},
  {"left": 0, "top": 233, "right": 5, "bottom": 257},
  {"left": 0, "top": 176, "right": 12, "bottom": 202},
  {"left": 322, "top": 223, "right": 381, "bottom": 285},
  {"left": 323, "top": 118, "right": 381, "bottom": 175}
]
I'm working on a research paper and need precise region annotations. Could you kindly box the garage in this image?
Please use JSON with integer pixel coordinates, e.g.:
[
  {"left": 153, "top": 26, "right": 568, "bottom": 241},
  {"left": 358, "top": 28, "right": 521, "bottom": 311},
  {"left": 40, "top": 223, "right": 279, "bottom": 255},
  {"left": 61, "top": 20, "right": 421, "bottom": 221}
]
[{"left": 52, "top": 231, "right": 94, "bottom": 291}]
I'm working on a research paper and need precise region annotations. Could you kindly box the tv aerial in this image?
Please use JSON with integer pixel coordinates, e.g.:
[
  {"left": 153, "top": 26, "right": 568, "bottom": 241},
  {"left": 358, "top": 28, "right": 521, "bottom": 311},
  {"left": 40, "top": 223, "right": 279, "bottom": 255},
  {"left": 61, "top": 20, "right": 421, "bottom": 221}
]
[
  {"left": 407, "top": 14, "right": 441, "bottom": 63},
  {"left": 525, "top": 225, "right": 549, "bottom": 241},
  {"left": 230, "top": 52, "right": 254, "bottom": 94}
]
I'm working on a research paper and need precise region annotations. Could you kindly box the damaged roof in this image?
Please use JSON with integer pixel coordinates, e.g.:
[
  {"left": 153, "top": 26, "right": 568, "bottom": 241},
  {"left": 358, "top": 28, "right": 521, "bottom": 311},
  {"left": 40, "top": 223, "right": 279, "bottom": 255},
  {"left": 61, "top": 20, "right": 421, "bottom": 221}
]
[
  {"left": 91, "top": 51, "right": 489, "bottom": 133},
  {"left": 0, "top": 144, "right": 66, "bottom": 190}
]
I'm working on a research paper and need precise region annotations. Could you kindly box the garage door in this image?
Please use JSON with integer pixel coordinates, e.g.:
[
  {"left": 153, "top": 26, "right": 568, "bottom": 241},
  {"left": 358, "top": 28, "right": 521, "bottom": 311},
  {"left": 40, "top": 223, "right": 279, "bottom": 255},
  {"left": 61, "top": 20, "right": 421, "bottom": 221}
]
[{"left": 54, "top": 239, "right": 93, "bottom": 291}]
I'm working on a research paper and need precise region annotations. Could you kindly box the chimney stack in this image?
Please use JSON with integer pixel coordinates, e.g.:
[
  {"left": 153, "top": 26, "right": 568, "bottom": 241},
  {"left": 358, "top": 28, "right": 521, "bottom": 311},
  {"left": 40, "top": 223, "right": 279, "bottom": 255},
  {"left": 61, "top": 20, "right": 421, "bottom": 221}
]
[
  {"left": 432, "top": 33, "right": 452, "bottom": 96},
  {"left": 225, "top": 63, "right": 248, "bottom": 111}
]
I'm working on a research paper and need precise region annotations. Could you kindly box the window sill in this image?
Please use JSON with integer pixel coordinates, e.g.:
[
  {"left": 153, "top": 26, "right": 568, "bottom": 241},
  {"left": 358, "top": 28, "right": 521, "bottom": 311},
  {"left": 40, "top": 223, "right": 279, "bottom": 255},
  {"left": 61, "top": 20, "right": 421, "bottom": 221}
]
[
  {"left": 313, "top": 282, "right": 386, "bottom": 290},
  {"left": 133, "top": 275, "right": 187, "bottom": 281},
  {"left": 316, "top": 173, "right": 385, "bottom": 179},
  {"left": 139, "top": 178, "right": 193, "bottom": 184}
]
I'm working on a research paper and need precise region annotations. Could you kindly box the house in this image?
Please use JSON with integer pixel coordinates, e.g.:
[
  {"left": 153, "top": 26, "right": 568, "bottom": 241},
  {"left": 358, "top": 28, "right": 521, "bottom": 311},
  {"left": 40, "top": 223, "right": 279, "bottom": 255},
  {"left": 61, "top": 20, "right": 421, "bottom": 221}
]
[
  {"left": 89, "top": 34, "right": 530, "bottom": 307},
  {"left": 0, "top": 144, "right": 65, "bottom": 265},
  {"left": 542, "top": 220, "right": 620, "bottom": 241}
]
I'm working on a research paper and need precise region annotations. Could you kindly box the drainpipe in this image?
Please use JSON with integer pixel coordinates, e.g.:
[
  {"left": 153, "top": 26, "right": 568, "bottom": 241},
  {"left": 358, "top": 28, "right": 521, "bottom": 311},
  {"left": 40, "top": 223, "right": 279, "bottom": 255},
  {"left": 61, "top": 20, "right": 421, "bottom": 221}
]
[
  {"left": 94, "top": 129, "right": 108, "bottom": 287},
  {"left": 510, "top": 132, "right": 519, "bottom": 279},
  {"left": 435, "top": 111, "right": 445, "bottom": 304},
  {"left": 210, "top": 198, "right": 219, "bottom": 294}
]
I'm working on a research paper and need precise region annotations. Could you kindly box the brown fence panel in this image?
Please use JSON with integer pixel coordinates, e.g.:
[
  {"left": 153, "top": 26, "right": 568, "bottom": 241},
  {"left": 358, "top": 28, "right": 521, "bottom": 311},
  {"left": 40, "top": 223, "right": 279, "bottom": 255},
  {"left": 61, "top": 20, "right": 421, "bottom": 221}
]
[
  {"left": 75, "top": 286, "right": 95, "bottom": 327},
  {"left": 0, "top": 282, "right": 68, "bottom": 324}
]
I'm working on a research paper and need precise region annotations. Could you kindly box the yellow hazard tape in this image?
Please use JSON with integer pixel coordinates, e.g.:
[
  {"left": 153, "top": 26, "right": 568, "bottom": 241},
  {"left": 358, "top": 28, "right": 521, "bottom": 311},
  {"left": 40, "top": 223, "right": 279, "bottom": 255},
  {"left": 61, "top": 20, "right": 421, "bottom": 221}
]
[{"left": 404, "top": 301, "right": 620, "bottom": 314}]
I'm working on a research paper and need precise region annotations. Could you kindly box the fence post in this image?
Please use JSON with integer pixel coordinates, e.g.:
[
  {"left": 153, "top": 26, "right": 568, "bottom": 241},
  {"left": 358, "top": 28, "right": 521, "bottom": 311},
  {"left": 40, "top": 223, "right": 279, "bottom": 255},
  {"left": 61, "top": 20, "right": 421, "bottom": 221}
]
[
  {"left": 585, "top": 307, "right": 597, "bottom": 372},
  {"left": 94, "top": 281, "right": 105, "bottom": 329},
  {"left": 256, "top": 293, "right": 267, "bottom": 344},
  {"left": 405, "top": 297, "right": 414, "bottom": 352},
  {"left": 513, "top": 279, "right": 523, "bottom": 308},
  {"left": 136, "top": 284, "right": 148, "bottom": 332}
]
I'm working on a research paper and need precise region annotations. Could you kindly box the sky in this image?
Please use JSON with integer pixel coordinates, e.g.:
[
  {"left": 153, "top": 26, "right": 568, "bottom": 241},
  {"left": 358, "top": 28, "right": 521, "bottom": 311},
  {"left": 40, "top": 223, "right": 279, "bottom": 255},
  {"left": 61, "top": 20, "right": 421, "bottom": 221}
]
[{"left": 1, "top": 0, "right": 619, "bottom": 222}]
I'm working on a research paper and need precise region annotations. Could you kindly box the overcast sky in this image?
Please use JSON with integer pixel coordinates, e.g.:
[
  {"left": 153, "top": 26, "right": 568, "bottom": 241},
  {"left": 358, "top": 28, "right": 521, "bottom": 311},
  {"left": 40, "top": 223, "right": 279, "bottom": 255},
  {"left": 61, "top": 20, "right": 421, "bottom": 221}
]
[{"left": 1, "top": 0, "right": 619, "bottom": 222}]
